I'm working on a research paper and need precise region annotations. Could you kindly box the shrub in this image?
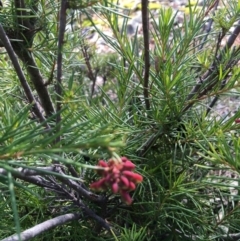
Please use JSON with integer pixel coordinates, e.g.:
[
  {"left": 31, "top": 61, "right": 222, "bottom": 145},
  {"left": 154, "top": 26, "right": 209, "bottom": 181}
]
[{"left": 0, "top": 0, "right": 240, "bottom": 240}]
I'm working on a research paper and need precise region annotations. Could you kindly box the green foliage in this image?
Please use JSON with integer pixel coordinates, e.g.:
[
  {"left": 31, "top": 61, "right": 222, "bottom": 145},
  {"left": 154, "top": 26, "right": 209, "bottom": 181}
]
[
  {"left": 1, "top": 0, "right": 240, "bottom": 240},
  {"left": 113, "top": 224, "right": 150, "bottom": 241}
]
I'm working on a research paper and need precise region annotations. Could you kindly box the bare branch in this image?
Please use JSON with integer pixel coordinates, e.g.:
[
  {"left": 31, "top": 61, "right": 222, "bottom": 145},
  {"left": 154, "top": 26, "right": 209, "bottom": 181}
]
[
  {"left": 1, "top": 213, "right": 82, "bottom": 241},
  {"left": 0, "top": 167, "right": 55, "bottom": 189},
  {"left": 6, "top": 166, "right": 56, "bottom": 176}
]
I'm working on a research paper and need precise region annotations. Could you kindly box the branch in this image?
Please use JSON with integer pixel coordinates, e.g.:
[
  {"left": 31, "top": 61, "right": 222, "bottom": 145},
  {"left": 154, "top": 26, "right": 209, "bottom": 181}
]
[
  {"left": 0, "top": 166, "right": 56, "bottom": 176},
  {"left": 14, "top": 0, "right": 33, "bottom": 29},
  {"left": 50, "top": 177, "right": 111, "bottom": 232},
  {"left": 0, "top": 166, "right": 109, "bottom": 232},
  {"left": 199, "top": 0, "right": 220, "bottom": 50},
  {"left": 183, "top": 20, "right": 240, "bottom": 112},
  {"left": 0, "top": 165, "right": 104, "bottom": 203},
  {"left": 1, "top": 213, "right": 82, "bottom": 241},
  {"left": 55, "top": 0, "right": 67, "bottom": 144},
  {"left": 0, "top": 24, "right": 50, "bottom": 128},
  {"left": 55, "top": 167, "right": 106, "bottom": 203},
  {"left": 205, "top": 51, "right": 239, "bottom": 116},
  {"left": 14, "top": 48, "right": 55, "bottom": 117},
  {"left": 6, "top": 0, "right": 56, "bottom": 117},
  {"left": 137, "top": 128, "right": 163, "bottom": 157},
  {"left": 221, "top": 232, "right": 240, "bottom": 241},
  {"left": 29, "top": 0, "right": 40, "bottom": 26},
  {"left": 80, "top": 42, "right": 97, "bottom": 98},
  {"left": 0, "top": 168, "right": 56, "bottom": 189},
  {"left": 141, "top": 0, "right": 150, "bottom": 110}
]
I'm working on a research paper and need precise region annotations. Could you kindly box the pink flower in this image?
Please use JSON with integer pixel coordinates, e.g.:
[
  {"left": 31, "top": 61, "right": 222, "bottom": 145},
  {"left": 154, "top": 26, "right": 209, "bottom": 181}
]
[{"left": 90, "top": 156, "right": 143, "bottom": 205}]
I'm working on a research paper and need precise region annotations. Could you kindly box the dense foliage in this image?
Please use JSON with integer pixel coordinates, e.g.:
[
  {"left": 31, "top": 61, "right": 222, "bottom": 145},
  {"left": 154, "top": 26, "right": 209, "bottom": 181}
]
[{"left": 1, "top": 0, "right": 240, "bottom": 240}]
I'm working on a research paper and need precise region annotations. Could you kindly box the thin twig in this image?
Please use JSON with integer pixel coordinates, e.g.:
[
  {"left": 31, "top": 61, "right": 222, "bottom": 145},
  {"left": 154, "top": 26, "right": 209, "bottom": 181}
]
[
  {"left": 80, "top": 42, "right": 97, "bottom": 98},
  {"left": 221, "top": 20, "right": 240, "bottom": 57},
  {"left": 183, "top": 20, "right": 240, "bottom": 113},
  {"left": 55, "top": 168, "right": 105, "bottom": 203},
  {"left": 6, "top": 166, "right": 56, "bottom": 176},
  {"left": 204, "top": 0, "right": 219, "bottom": 17},
  {"left": 66, "top": 164, "right": 80, "bottom": 178},
  {"left": 141, "top": 0, "right": 150, "bottom": 110},
  {"left": 199, "top": 0, "right": 220, "bottom": 50},
  {"left": 205, "top": 53, "right": 239, "bottom": 116},
  {"left": 137, "top": 128, "right": 163, "bottom": 157}
]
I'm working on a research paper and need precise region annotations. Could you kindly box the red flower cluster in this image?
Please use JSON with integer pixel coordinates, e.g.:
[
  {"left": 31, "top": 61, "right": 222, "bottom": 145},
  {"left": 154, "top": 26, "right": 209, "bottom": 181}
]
[{"left": 90, "top": 157, "right": 143, "bottom": 205}]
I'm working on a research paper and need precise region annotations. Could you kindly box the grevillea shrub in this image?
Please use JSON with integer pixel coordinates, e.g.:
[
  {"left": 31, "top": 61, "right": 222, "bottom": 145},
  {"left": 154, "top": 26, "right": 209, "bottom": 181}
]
[{"left": 1, "top": 0, "right": 240, "bottom": 240}]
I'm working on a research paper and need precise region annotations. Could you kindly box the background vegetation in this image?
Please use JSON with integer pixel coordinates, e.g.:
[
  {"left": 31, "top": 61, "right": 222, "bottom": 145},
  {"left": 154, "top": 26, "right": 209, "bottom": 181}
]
[{"left": 1, "top": 0, "right": 240, "bottom": 240}]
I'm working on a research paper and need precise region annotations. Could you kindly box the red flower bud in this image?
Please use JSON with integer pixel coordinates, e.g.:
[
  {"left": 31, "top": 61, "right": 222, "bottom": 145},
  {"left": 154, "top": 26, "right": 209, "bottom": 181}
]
[
  {"left": 123, "top": 160, "right": 135, "bottom": 171},
  {"left": 104, "top": 174, "right": 112, "bottom": 182},
  {"left": 121, "top": 157, "right": 129, "bottom": 162},
  {"left": 120, "top": 190, "right": 133, "bottom": 205},
  {"left": 122, "top": 170, "right": 143, "bottom": 183},
  {"left": 108, "top": 159, "right": 115, "bottom": 166},
  {"left": 128, "top": 181, "right": 136, "bottom": 191},
  {"left": 98, "top": 160, "right": 108, "bottom": 167},
  {"left": 120, "top": 175, "right": 130, "bottom": 188},
  {"left": 90, "top": 178, "right": 107, "bottom": 190},
  {"left": 111, "top": 182, "right": 119, "bottom": 194},
  {"left": 112, "top": 166, "right": 120, "bottom": 174}
]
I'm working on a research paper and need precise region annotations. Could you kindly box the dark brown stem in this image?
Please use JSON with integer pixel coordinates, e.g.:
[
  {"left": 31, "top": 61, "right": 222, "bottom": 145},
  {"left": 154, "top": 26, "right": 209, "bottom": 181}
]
[
  {"left": 15, "top": 48, "right": 55, "bottom": 117},
  {"left": 55, "top": 0, "right": 67, "bottom": 144},
  {"left": 2, "top": 0, "right": 56, "bottom": 117},
  {"left": 0, "top": 24, "right": 50, "bottom": 127},
  {"left": 14, "top": 0, "right": 33, "bottom": 29},
  {"left": 141, "top": 0, "right": 150, "bottom": 110}
]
